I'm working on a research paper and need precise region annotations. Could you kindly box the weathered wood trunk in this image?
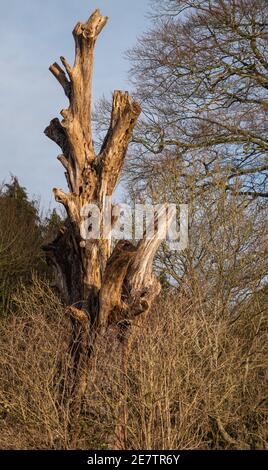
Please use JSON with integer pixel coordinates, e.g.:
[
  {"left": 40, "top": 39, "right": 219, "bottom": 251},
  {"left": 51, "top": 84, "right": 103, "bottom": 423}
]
[{"left": 44, "top": 9, "right": 172, "bottom": 447}]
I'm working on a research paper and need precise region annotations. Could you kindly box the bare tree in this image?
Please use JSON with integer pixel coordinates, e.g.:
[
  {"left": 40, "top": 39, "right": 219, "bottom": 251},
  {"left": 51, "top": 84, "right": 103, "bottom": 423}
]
[
  {"left": 44, "top": 9, "right": 171, "bottom": 445},
  {"left": 127, "top": 0, "right": 268, "bottom": 198},
  {"left": 108, "top": 0, "right": 268, "bottom": 314}
]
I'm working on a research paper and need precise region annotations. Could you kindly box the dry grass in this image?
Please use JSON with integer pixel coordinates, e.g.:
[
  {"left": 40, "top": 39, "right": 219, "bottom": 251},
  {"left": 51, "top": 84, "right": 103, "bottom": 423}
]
[
  {"left": 0, "top": 279, "right": 70, "bottom": 449},
  {"left": 0, "top": 278, "right": 267, "bottom": 449}
]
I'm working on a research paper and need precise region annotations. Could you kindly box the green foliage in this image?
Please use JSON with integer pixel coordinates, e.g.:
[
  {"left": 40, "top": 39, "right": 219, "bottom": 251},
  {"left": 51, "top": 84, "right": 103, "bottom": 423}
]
[
  {"left": 43, "top": 208, "right": 64, "bottom": 243},
  {"left": 0, "top": 177, "right": 62, "bottom": 314},
  {"left": 4, "top": 176, "right": 38, "bottom": 220}
]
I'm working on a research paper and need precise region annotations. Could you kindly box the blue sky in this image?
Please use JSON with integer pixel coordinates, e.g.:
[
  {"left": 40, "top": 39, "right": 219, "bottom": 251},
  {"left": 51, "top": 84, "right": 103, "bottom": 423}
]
[{"left": 0, "top": 0, "right": 150, "bottom": 211}]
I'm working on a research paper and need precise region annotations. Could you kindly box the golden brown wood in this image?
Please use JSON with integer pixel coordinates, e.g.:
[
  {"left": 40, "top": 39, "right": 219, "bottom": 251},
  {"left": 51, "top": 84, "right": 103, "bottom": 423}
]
[{"left": 44, "top": 9, "right": 171, "bottom": 447}]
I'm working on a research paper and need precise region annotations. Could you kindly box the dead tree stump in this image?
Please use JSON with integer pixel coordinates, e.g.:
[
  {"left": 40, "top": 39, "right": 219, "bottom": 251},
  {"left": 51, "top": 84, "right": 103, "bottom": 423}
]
[{"left": 44, "top": 9, "right": 172, "bottom": 448}]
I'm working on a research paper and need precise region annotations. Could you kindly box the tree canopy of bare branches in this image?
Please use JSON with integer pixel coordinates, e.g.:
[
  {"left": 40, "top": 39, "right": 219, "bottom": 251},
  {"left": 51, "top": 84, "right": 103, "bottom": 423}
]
[{"left": 127, "top": 0, "right": 268, "bottom": 198}]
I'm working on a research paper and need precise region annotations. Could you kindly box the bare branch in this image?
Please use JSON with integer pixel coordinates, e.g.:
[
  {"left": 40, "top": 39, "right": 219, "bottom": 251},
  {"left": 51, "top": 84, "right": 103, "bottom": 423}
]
[
  {"left": 99, "top": 91, "right": 141, "bottom": 196},
  {"left": 49, "top": 62, "right": 71, "bottom": 98}
]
